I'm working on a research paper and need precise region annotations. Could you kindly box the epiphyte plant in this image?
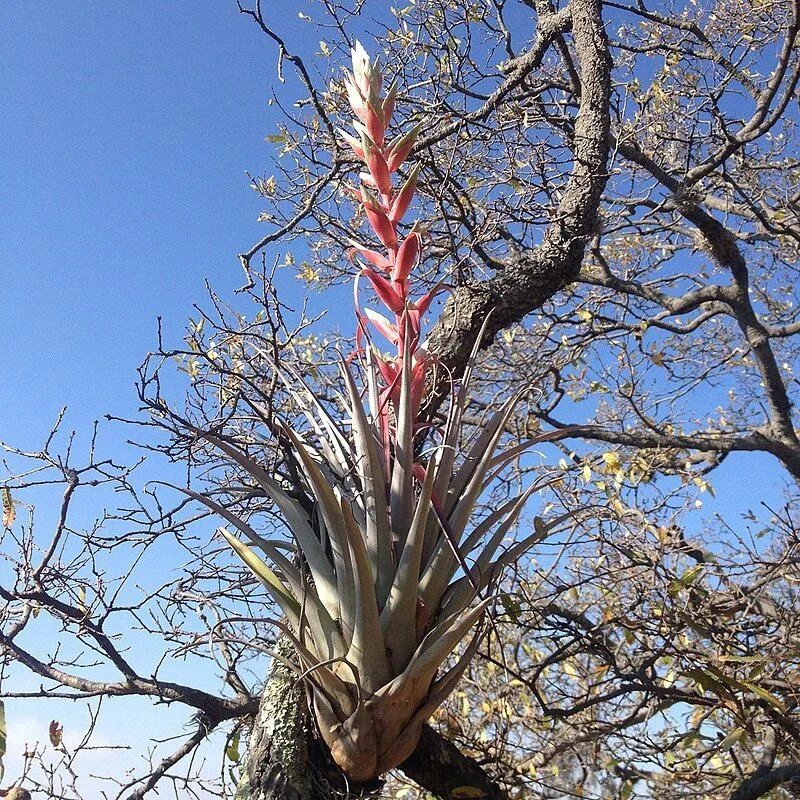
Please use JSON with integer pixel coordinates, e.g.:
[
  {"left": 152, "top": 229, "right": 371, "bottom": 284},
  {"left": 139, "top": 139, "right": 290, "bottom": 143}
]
[{"left": 208, "top": 41, "right": 563, "bottom": 784}]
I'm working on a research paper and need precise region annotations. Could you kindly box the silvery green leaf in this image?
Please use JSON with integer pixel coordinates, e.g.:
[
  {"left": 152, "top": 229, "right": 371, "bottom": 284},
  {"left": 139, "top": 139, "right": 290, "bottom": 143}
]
[
  {"left": 340, "top": 496, "right": 392, "bottom": 692},
  {"left": 341, "top": 360, "right": 394, "bottom": 607},
  {"left": 380, "top": 460, "right": 436, "bottom": 671}
]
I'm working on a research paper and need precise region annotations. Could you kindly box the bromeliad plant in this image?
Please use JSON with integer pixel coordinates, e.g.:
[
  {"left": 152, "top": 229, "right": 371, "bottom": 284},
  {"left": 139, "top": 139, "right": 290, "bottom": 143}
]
[{"left": 206, "top": 43, "right": 562, "bottom": 783}]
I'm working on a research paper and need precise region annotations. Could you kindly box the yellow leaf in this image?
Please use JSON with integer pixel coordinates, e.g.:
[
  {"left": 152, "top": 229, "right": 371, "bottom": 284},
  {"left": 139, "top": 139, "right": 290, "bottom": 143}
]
[
  {"left": 452, "top": 788, "right": 488, "bottom": 798},
  {"left": 2, "top": 488, "right": 15, "bottom": 528},
  {"left": 602, "top": 451, "right": 621, "bottom": 471},
  {"left": 718, "top": 727, "right": 745, "bottom": 751},
  {"left": 563, "top": 659, "right": 579, "bottom": 680},
  {"left": 297, "top": 261, "right": 320, "bottom": 283},
  {"left": 742, "top": 681, "right": 786, "bottom": 712}
]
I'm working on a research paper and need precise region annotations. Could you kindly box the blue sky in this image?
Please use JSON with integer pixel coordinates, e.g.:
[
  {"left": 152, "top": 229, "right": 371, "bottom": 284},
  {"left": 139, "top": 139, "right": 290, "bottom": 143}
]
[
  {"left": 2, "top": 1, "right": 787, "bottom": 506},
  {"left": 1, "top": 3, "right": 320, "bottom": 446},
  {"left": 0, "top": 3, "right": 323, "bottom": 789}
]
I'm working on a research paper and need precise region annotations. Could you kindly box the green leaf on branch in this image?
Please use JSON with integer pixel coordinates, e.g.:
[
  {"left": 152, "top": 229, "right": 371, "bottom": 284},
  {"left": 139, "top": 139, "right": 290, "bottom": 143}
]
[
  {"left": 226, "top": 730, "right": 241, "bottom": 762},
  {"left": 742, "top": 681, "right": 786, "bottom": 712},
  {"left": 718, "top": 727, "right": 745, "bottom": 752}
]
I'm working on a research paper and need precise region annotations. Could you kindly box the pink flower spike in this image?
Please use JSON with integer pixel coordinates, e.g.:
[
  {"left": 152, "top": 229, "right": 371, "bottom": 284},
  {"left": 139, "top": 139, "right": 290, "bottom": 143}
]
[
  {"left": 338, "top": 128, "right": 365, "bottom": 160},
  {"left": 364, "top": 100, "right": 386, "bottom": 148},
  {"left": 361, "top": 186, "right": 398, "bottom": 250},
  {"left": 413, "top": 282, "right": 446, "bottom": 318},
  {"left": 347, "top": 240, "right": 393, "bottom": 272},
  {"left": 362, "top": 135, "right": 392, "bottom": 196},
  {"left": 362, "top": 268, "right": 406, "bottom": 314},
  {"left": 389, "top": 163, "right": 420, "bottom": 224},
  {"left": 386, "top": 123, "right": 422, "bottom": 172},
  {"left": 343, "top": 72, "right": 368, "bottom": 123},
  {"left": 392, "top": 232, "right": 421, "bottom": 282},
  {"left": 375, "top": 355, "right": 398, "bottom": 385},
  {"left": 364, "top": 307, "right": 399, "bottom": 345}
]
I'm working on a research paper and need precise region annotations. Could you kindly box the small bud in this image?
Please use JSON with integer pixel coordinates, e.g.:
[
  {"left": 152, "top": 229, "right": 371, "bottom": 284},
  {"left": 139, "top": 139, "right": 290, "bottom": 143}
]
[
  {"left": 361, "top": 186, "right": 398, "bottom": 249},
  {"left": 348, "top": 240, "right": 393, "bottom": 272},
  {"left": 338, "top": 127, "right": 365, "bottom": 160},
  {"left": 364, "top": 307, "right": 399, "bottom": 344},
  {"left": 362, "top": 268, "right": 406, "bottom": 314},
  {"left": 361, "top": 134, "right": 393, "bottom": 195},
  {"left": 386, "top": 122, "right": 422, "bottom": 172}
]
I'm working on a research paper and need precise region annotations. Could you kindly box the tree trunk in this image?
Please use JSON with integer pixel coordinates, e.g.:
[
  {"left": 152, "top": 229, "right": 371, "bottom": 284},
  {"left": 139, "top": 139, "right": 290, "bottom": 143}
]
[
  {"left": 236, "top": 637, "right": 383, "bottom": 800},
  {"left": 236, "top": 637, "right": 314, "bottom": 800},
  {"left": 236, "top": 635, "right": 508, "bottom": 799}
]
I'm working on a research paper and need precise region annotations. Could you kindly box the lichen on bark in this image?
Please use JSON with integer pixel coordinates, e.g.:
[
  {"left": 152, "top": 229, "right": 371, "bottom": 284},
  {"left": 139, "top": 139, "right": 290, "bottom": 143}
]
[{"left": 237, "top": 636, "right": 312, "bottom": 800}]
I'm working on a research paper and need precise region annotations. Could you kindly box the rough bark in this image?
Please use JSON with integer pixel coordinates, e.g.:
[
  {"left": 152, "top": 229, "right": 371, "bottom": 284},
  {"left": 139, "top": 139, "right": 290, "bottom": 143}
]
[
  {"left": 237, "top": 636, "right": 384, "bottom": 800},
  {"left": 238, "top": 673, "right": 509, "bottom": 800},
  {"left": 236, "top": 642, "right": 509, "bottom": 799},
  {"left": 237, "top": 637, "right": 314, "bottom": 800},
  {"left": 425, "top": 0, "right": 612, "bottom": 409},
  {"left": 729, "top": 764, "right": 800, "bottom": 800},
  {"left": 398, "top": 726, "right": 509, "bottom": 800}
]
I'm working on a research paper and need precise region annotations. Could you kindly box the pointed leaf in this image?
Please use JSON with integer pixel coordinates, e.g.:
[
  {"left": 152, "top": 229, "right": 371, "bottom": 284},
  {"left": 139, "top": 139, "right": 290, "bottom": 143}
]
[
  {"left": 388, "top": 163, "right": 420, "bottom": 224},
  {"left": 340, "top": 360, "right": 394, "bottom": 607},
  {"left": 219, "top": 528, "right": 300, "bottom": 623},
  {"left": 281, "top": 426, "right": 356, "bottom": 624},
  {"left": 203, "top": 436, "right": 340, "bottom": 622},
  {"left": 381, "top": 460, "right": 436, "bottom": 671},
  {"left": 340, "top": 497, "right": 392, "bottom": 692}
]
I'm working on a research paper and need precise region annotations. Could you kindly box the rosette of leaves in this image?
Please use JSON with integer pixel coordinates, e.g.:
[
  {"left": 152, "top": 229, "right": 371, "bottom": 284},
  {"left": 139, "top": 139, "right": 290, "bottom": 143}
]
[{"left": 202, "top": 344, "right": 561, "bottom": 783}]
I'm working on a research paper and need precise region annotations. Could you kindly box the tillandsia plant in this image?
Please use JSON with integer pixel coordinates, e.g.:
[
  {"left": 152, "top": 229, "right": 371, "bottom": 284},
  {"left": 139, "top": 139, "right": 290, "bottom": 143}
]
[{"left": 202, "top": 42, "right": 566, "bottom": 784}]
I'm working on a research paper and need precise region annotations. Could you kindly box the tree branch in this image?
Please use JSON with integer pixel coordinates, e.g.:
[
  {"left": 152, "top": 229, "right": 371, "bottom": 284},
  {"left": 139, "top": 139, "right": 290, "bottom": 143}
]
[
  {"left": 729, "top": 764, "right": 800, "bottom": 800},
  {"left": 400, "top": 725, "right": 509, "bottom": 800},
  {"left": 425, "top": 0, "right": 612, "bottom": 408}
]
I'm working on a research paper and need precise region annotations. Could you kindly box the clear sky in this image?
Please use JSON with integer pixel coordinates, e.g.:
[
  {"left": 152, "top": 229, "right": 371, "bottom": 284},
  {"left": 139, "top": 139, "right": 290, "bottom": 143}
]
[
  {"left": 2, "top": 0, "right": 787, "bottom": 516},
  {"left": 1, "top": 3, "right": 325, "bottom": 789},
  {"left": 1, "top": 2, "right": 322, "bottom": 447}
]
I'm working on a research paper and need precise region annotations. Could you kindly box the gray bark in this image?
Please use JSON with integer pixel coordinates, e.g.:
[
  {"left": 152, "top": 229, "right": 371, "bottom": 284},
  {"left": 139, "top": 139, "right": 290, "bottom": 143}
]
[
  {"left": 236, "top": 637, "right": 383, "bottom": 800},
  {"left": 236, "top": 638, "right": 313, "bottom": 800}
]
